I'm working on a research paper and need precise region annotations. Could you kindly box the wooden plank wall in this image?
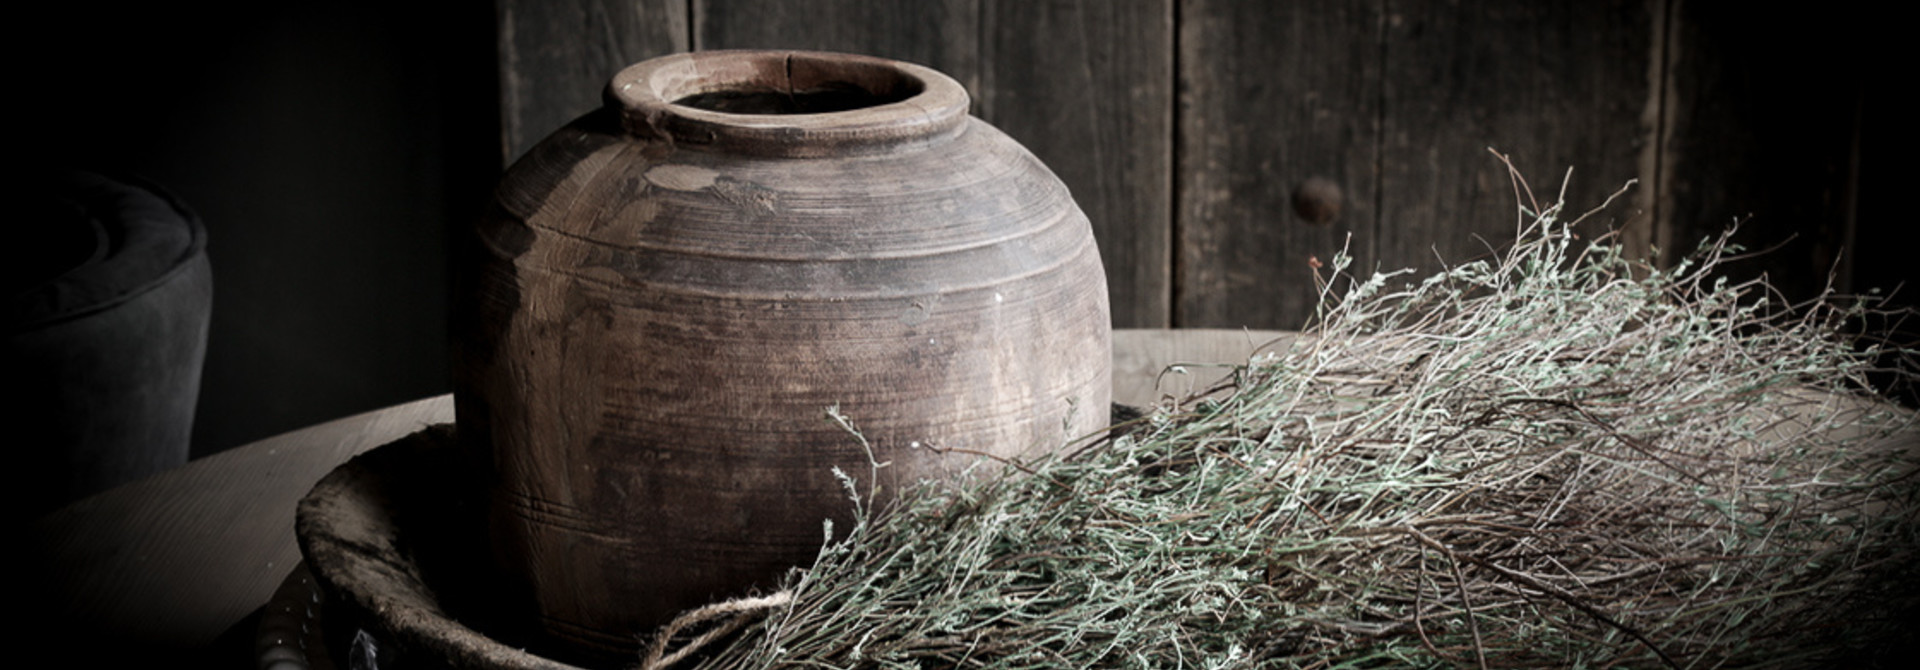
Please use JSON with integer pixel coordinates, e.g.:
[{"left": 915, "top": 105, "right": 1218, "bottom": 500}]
[
  {"left": 497, "top": 0, "right": 1877, "bottom": 331},
  {"left": 1658, "top": 1, "right": 1865, "bottom": 304},
  {"left": 498, "top": 0, "right": 690, "bottom": 158}
]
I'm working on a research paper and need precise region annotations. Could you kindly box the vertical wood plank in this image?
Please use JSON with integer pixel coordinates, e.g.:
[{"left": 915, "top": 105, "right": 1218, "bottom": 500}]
[
  {"left": 497, "top": 0, "right": 689, "bottom": 163},
  {"left": 1374, "top": 0, "right": 1654, "bottom": 281},
  {"left": 980, "top": 0, "right": 1174, "bottom": 328},
  {"left": 1177, "top": 0, "right": 1384, "bottom": 329},
  {"left": 694, "top": 0, "right": 979, "bottom": 95},
  {"left": 1659, "top": 2, "right": 1862, "bottom": 304},
  {"left": 1852, "top": 92, "right": 1910, "bottom": 300}
]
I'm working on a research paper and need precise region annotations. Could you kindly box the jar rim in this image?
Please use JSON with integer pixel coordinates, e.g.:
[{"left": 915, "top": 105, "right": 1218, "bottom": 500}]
[{"left": 608, "top": 50, "right": 971, "bottom": 158}]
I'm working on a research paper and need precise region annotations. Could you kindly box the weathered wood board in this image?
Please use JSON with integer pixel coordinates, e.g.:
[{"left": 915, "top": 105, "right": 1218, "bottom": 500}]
[
  {"left": 493, "top": 0, "right": 1878, "bottom": 330},
  {"left": 1176, "top": 0, "right": 1384, "bottom": 329},
  {"left": 1657, "top": 2, "right": 1862, "bottom": 303},
  {"left": 1373, "top": 0, "right": 1653, "bottom": 281},
  {"left": 1177, "top": 0, "right": 1653, "bottom": 330},
  {"left": 980, "top": 0, "right": 1175, "bottom": 328},
  {"left": 497, "top": 0, "right": 688, "bottom": 161}
]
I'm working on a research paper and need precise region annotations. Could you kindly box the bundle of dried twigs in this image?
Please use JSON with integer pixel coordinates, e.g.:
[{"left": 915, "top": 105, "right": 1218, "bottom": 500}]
[{"left": 642, "top": 171, "right": 1920, "bottom": 669}]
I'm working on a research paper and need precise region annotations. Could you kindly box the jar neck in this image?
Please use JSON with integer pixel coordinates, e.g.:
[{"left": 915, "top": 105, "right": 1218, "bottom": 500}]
[{"left": 607, "top": 51, "right": 970, "bottom": 158}]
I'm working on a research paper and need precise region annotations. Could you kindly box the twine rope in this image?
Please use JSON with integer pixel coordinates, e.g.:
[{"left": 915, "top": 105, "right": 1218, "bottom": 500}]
[{"left": 636, "top": 590, "right": 793, "bottom": 670}]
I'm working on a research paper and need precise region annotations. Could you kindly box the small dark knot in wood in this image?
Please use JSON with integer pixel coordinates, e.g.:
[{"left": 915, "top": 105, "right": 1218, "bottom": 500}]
[{"left": 1291, "top": 177, "right": 1343, "bottom": 225}]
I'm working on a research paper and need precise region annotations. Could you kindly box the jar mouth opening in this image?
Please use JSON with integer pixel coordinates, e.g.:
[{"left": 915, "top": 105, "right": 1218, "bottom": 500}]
[
  {"left": 673, "top": 84, "right": 918, "bottom": 114},
  {"left": 667, "top": 56, "right": 926, "bottom": 115},
  {"left": 609, "top": 50, "right": 969, "bottom": 157}
]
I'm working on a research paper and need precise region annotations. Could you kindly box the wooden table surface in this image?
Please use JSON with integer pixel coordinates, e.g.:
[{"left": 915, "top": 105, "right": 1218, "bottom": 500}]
[{"left": 28, "top": 328, "right": 1291, "bottom": 658}]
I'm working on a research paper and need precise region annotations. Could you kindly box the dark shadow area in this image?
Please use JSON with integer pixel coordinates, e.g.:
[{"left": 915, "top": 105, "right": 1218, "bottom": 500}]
[
  {"left": 675, "top": 82, "right": 910, "bottom": 114},
  {"left": 24, "top": 0, "right": 498, "bottom": 460}
]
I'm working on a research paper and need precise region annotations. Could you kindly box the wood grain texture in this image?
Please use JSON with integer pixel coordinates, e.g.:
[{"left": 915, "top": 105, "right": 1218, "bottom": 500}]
[
  {"left": 29, "top": 395, "right": 454, "bottom": 652},
  {"left": 1177, "top": 0, "right": 1384, "bottom": 329},
  {"left": 694, "top": 0, "right": 979, "bottom": 95},
  {"left": 490, "top": 0, "right": 1886, "bottom": 337},
  {"left": 980, "top": 0, "right": 1174, "bottom": 328},
  {"left": 1374, "top": 0, "right": 1652, "bottom": 281},
  {"left": 497, "top": 0, "right": 688, "bottom": 162},
  {"left": 1657, "top": 2, "right": 1862, "bottom": 304},
  {"left": 1179, "top": 1, "right": 1652, "bottom": 330},
  {"left": 1111, "top": 328, "right": 1291, "bottom": 406}
]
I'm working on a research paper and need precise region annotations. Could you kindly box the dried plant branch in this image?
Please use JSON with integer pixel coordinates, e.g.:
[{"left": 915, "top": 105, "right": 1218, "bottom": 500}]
[{"left": 656, "top": 176, "right": 1920, "bottom": 670}]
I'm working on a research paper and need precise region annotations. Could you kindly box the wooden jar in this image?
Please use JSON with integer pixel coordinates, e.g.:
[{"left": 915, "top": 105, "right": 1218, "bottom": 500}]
[{"left": 452, "top": 50, "right": 1111, "bottom": 659}]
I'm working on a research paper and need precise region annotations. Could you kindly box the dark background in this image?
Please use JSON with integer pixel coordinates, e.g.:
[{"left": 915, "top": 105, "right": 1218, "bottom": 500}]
[
  {"left": 24, "top": 0, "right": 1910, "bottom": 459},
  {"left": 27, "top": 1, "right": 496, "bottom": 457}
]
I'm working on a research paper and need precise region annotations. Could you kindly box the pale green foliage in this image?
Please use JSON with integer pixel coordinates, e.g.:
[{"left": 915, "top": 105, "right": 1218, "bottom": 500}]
[{"left": 657, "top": 184, "right": 1920, "bottom": 669}]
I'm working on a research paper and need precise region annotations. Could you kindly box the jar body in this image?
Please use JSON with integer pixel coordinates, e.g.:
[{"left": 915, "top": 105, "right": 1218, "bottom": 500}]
[{"left": 452, "top": 51, "right": 1110, "bottom": 659}]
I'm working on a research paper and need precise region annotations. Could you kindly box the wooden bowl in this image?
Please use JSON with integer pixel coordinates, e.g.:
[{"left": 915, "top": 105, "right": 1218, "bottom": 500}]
[
  {"left": 296, "top": 403, "right": 1148, "bottom": 669},
  {"left": 296, "top": 426, "right": 594, "bottom": 669}
]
